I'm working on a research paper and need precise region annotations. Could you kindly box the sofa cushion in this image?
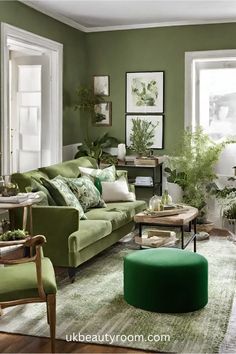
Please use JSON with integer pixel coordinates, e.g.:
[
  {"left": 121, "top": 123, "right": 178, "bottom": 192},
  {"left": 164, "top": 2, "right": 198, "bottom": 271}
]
[
  {"left": 69, "top": 219, "right": 112, "bottom": 251},
  {"left": 39, "top": 157, "right": 98, "bottom": 179},
  {"left": 41, "top": 177, "right": 86, "bottom": 220},
  {"left": 85, "top": 207, "right": 131, "bottom": 231},
  {"left": 79, "top": 165, "right": 116, "bottom": 182},
  {"left": 101, "top": 177, "right": 136, "bottom": 202},
  {"left": 31, "top": 177, "right": 56, "bottom": 206},
  {"left": 63, "top": 176, "right": 106, "bottom": 212},
  {"left": 106, "top": 200, "right": 147, "bottom": 217}
]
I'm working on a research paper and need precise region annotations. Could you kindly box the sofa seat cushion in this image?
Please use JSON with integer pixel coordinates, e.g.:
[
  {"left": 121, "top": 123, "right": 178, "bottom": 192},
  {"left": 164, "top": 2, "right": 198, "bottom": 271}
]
[
  {"left": 0, "top": 258, "right": 57, "bottom": 302},
  {"left": 106, "top": 200, "right": 147, "bottom": 218},
  {"left": 85, "top": 207, "right": 131, "bottom": 231},
  {"left": 69, "top": 220, "right": 112, "bottom": 251}
]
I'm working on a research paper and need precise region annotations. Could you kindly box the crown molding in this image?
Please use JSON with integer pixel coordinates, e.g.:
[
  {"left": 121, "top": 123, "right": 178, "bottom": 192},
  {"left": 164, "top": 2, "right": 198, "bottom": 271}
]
[{"left": 19, "top": 1, "right": 236, "bottom": 33}]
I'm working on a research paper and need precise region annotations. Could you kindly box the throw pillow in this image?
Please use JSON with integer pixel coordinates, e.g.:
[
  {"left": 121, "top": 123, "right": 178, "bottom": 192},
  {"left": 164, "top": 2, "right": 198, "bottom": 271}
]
[
  {"left": 41, "top": 176, "right": 86, "bottom": 220},
  {"left": 79, "top": 165, "right": 116, "bottom": 182},
  {"left": 63, "top": 176, "right": 106, "bottom": 212},
  {"left": 31, "top": 177, "right": 56, "bottom": 206},
  {"left": 101, "top": 177, "right": 136, "bottom": 202}
]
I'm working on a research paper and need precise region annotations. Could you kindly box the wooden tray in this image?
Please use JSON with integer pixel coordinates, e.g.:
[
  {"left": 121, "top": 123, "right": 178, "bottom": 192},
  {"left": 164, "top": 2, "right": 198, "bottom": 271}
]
[{"left": 144, "top": 206, "right": 189, "bottom": 217}]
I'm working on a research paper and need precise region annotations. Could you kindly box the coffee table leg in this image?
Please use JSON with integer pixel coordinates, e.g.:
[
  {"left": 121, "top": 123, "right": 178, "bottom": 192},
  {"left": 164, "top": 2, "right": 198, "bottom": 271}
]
[
  {"left": 139, "top": 223, "right": 142, "bottom": 237},
  {"left": 189, "top": 221, "right": 192, "bottom": 232},
  {"left": 193, "top": 218, "right": 197, "bottom": 252},
  {"left": 181, "top": 225, "right": 184, "bottom": 249}
]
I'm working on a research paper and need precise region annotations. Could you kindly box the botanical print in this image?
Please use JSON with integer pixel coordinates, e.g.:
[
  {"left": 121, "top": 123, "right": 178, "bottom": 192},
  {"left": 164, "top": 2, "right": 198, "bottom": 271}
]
[
  {"left": 131, "top": 78, "right": 158, "bottom": 107},
  {"left": 94, "top": 75, "right": 109, "bottom": 96},
  {"left": 126, "top": 115, "right": 164, "bottom": 149},
  {"left": 126, "top": 71, "right": 164, "bottom": 113},
  {"left": 94, "top": 102, "right": 112, "bottom": 126}
]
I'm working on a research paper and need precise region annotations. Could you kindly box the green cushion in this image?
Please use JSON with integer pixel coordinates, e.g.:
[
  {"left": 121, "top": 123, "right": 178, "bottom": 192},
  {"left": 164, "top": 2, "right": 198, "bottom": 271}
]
[
  {"left": 41, "top": 177, "right": 86, "bottom": 220},
  {"left": 39, "top": 157, "right": 97, "bottom": 179},
  {"left": 31, "top": 177, "right": 56, "bottom": 206},
  {"left": 0, "top": 258, "right": 57, "bottom": 302},
  {"left": 63, "top": 176, "right": 106, "bottom": 212},
  {"left": 69, "top": 219, "right": 112, "bottom": 251},
  {"left": 124, "top": 248, "right": 208, "bottom": 313},
  {"left": 11, "top": 171, "right": 48, "bottom": 193}
]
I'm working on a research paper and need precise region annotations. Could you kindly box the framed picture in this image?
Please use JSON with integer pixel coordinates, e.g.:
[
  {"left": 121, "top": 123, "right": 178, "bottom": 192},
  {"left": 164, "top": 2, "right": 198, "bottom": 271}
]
[
  {"left": 93, "top": 75, "right": 110, "bottom": 96},
  {"left": 94, "top": 102, "right": 112, "bottom": 126},
  {"left": 125, "top": 115, "right": 164, "bottom": 149},
  {"left": 126, "top": 71, "right": 164, "bottom": 113}
]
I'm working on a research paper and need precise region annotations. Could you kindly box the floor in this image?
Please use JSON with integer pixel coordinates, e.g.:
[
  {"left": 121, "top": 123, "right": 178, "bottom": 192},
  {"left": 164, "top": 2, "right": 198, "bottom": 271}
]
[{"left": 0, "top": 333, "right": 151, "bottom": 353}]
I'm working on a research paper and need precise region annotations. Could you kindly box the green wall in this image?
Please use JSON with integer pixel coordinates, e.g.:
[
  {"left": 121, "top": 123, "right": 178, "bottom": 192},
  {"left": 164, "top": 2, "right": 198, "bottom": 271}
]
[
  {"left": 0, "top": 0, "right": 87, "bottom": 146},
  {"left": 86, "top": 23, "right": 236, "bottom": 154}
]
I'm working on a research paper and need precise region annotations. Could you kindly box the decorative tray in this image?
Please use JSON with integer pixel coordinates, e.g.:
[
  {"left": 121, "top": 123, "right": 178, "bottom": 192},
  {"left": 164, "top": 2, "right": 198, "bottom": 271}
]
[{"left": 144, "top": 205, "right": 189, "bottom": 217}]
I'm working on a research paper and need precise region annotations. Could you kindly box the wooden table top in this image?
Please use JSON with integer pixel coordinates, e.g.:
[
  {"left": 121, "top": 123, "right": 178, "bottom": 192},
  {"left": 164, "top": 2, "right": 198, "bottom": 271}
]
[{"left": 134, "top": 206, "right": 198, "bottom": 226}]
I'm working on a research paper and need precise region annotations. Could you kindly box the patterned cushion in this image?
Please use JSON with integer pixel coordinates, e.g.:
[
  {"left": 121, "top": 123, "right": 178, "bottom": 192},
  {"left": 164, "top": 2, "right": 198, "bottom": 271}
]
[
  {"left": 79, "top": 165, "right": 116, "bottom": 182},
  {"left": 63, "top": 176, "right": 106, "bottom": 212},
  {"left": 41, "top": 177, "right": 86, "bottom": 220}
]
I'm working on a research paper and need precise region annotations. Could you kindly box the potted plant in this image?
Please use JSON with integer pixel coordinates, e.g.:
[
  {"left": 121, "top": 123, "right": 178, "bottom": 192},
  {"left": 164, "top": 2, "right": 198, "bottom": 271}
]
[
  {"left": 212, "top": 183, "right": 236, "bottom": 231},
  {"left": 130, "top": 117, "right": 158, "bottom": 157},
  {"left": 165, "top": 127, "right": 234, "bottom": 230},
  {"left": 75, "top": 132, "right": 119, "bottom": 164}
]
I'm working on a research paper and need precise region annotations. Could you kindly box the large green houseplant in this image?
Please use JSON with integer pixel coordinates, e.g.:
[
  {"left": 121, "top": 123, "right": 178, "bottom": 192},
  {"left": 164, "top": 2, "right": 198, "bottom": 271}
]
[{"left": 165, "top": 127, "right": 234, "bottom": 221}]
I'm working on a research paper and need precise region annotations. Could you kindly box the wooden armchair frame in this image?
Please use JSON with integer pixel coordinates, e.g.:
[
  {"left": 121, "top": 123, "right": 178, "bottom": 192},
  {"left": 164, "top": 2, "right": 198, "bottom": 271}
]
[{"left": 0, "top": 235, "right": 56, "bottom": 353}]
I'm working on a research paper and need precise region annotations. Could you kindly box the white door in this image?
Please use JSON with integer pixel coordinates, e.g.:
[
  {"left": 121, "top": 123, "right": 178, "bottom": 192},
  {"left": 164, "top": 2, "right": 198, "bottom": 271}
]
[{"left": 10, "top": 54, "right": 50, "bottom": 173}]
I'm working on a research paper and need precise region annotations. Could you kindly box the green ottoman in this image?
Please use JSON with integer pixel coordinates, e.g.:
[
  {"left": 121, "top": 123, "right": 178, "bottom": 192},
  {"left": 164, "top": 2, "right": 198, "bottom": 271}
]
[{"left": 124, "top": 248, "right": 208, "bottom": 313}]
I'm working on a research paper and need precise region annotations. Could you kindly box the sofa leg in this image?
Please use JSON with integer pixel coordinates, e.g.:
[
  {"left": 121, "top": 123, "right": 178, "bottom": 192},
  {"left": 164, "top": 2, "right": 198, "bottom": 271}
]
[{"left": 68, "top": 267, "right": 76, "bottom": 283}]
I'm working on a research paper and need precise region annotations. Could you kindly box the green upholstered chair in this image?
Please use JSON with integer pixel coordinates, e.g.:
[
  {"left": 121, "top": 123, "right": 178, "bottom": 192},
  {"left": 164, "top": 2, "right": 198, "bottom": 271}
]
[
  {"left": 0, "top": 235, "right": 57, "bottom": 353},
  {"left": 124, "top": 248, "right": 208, "bottom": 313}
]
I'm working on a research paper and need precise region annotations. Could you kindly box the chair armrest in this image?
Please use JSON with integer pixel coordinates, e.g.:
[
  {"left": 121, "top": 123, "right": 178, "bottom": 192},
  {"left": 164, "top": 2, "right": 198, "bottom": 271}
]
[{"left": 32, "top": 206, "right": 80, "bottom": 267}]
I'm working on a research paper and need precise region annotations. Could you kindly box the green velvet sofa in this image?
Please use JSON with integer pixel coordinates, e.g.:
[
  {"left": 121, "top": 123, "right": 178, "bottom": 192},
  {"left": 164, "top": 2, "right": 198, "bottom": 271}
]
[{"left": 12, "top": 157, "right": 146, "bottom": 281}]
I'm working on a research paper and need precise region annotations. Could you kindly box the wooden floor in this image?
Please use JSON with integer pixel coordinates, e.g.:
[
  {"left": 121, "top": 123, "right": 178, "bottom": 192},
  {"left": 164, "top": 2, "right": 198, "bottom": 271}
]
[{"left": 0, "top": 332, "right": 151, "bottom": 353}]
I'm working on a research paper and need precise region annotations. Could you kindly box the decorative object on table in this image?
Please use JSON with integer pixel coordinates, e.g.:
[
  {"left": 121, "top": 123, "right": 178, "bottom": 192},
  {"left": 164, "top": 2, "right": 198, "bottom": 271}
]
[
  {"left": 134, "top": 156, "right": 159, "bottom": 166},
  {"left": 126, "top": 71, "right": 164, "bottom": 113},
  {"left": 135, "top": 233, "right": 177, "bottom": 248},
  {"left": 74, "top": 86, "right": 105, "bottom": 123},
  {"left": 117, "top": 143, "right": 126, "bottom": 162},
  {"left": 94, "top": 102, "right": 112, "bottom": 126},
  {"left": 93, "top": 75, "right": 110, "bottom": 96},
  {"left": 149, "top": 195, "right": 161, "bottom": 211},
  {"left": 144, "top": 204, "right": 190, "bottom": 217},
  {"left": 165, "top": 127, "right": 235, "bottom": 223},
  {"left": 74, "top": 132, "right": 119, "bottom": 162},
  {"left": 126, "top": 115, "right": 163, "bottom": 153},
  {"left": 0, "top": 175, "right": 19, "bottom": 197},
  {"left": 161, "top": 188, "right": 172, "bottom": 205},
  {"left": 0, "top": 229, "right": 28, "bottom": 241}
]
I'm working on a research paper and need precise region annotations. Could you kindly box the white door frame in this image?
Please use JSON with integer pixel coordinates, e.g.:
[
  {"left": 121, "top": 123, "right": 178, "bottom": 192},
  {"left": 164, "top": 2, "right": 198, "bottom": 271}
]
[
  {"left": 1, "top": 23, "right": 63, "bottom": 174},
  {"left": 184, "top": 49, "right": 236, "bottom": 130}
]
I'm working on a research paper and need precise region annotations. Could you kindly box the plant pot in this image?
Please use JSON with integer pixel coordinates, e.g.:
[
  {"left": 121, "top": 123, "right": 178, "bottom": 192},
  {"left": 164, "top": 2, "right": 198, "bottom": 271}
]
[
  {"left": 196, "top": 221, "right": 214, "bottom": 233},
  {"left": 167, "top": 182, "right": 183, "bottom": 203}
]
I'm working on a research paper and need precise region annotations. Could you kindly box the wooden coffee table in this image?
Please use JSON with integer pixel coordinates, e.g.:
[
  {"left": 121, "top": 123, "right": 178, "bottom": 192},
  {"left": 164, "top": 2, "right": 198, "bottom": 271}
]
[{"left": 134, "top": 206, "right": 198, "bottom": 252}]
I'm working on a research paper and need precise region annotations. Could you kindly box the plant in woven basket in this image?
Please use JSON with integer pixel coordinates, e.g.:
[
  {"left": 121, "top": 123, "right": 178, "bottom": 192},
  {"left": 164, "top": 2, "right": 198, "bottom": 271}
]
[{"left": 129, "top": 117, "right": 158, "bottom": 157}]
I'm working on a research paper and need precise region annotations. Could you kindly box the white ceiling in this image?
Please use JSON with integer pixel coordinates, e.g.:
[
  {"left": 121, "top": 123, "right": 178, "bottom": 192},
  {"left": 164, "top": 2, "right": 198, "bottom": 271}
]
[{"left": 20, "top": 0, "right": 236, "bottom": 32}]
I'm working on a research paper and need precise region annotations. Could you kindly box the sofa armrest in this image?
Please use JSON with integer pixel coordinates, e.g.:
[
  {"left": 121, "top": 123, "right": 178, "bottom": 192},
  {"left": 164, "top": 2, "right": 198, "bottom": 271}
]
[{"left": 32, "top": 206, "right": 80, "bottom": 267}]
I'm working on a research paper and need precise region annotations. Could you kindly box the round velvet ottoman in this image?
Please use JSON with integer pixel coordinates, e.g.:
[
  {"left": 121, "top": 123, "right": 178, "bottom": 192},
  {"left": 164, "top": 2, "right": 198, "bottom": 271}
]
[{"left": 124, "top": 248, "right": 208, "bottom": 313}]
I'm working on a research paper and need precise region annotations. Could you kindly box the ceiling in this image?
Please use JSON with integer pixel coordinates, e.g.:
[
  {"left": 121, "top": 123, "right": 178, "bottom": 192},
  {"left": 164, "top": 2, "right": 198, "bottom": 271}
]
[{"left": 20, "top": 0, "right": 236, "bottom": 32}]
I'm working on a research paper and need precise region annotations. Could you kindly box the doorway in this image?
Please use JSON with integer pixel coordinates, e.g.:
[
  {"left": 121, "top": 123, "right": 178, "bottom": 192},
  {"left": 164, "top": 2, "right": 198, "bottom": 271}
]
[{"left": 1, "top": 23, "right": 63, "bottom": 174}]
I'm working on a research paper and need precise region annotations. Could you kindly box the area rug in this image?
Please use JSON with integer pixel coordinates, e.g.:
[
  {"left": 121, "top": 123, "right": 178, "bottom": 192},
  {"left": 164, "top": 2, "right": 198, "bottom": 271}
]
[{"left": 1, "top": 237, "right": 236, "bottom": 353}]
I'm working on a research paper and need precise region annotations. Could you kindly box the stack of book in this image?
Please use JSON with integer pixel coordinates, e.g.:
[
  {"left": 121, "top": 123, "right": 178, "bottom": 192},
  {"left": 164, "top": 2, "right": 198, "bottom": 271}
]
[
  {"left": 135, "top": 229, "right": 177, "bottom": 248},
  {"left": 135, "top": 176, "right": 153, "bottom": 186}
]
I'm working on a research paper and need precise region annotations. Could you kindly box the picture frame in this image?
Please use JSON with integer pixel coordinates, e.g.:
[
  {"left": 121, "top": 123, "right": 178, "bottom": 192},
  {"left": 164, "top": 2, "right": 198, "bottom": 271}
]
[
  {"left": 126, "top": 71, "right": 164, "bottom": 113},
  {"left": 93, "top": 75, "right": 110, "bottom": 96},
  {"left": 125, "top": 115, "right": 164, "bottom": 149},
  {"left": 94, "top": 102, "right": 112, "bottom": 126}
]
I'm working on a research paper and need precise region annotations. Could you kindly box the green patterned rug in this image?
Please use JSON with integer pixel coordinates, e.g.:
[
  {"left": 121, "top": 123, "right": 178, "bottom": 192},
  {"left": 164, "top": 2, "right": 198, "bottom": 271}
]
[{"left": 1, "top": 237, "right": 236, "bottom": 353}]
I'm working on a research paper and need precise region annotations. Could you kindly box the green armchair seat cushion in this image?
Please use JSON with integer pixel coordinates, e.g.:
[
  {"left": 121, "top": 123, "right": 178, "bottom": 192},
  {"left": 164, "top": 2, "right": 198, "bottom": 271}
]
[
  {"left": 0, "top": 258, "right": 57, "bottom": 302},
  {"left": 124, "top": 248, "right": 208, "bottom": 313},
  {"left": 69, "top": 219, "right": 112, "bottom": 252}
]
